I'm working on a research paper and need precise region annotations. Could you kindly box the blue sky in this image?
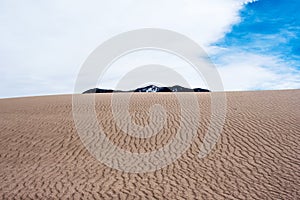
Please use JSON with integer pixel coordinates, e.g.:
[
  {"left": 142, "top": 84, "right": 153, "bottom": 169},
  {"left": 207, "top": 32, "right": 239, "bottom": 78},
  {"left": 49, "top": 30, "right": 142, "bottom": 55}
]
[
  {"left": 216, "top": 0, "right": 300, "bottom": 66},
  {"left": 0, "top": 0, "right": 299, "bottom": 98},
  {"left": 210, "top": 0, "right": 300, "bottom": 90}
]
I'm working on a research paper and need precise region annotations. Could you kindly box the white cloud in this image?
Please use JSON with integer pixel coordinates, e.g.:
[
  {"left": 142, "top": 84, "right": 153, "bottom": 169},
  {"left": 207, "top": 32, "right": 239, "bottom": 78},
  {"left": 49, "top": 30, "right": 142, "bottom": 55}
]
[
  {"left": 214, "top": 50, "right": 300, "bottom": 91},
  {"left": 2, "top": 0, "right": 292, "bottom": 98},
  {"left": 99, "top": 50, "right": 207, "bottom": 90},
  {"left": 241, "top": 0, "right": 259, "bottom": 5}
]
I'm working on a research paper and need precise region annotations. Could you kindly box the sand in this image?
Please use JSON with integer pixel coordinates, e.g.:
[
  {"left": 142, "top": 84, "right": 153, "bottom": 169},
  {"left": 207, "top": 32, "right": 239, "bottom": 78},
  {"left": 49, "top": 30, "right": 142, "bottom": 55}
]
[{"left": 0, "top": 90, "right": 299, "bottom": 199}]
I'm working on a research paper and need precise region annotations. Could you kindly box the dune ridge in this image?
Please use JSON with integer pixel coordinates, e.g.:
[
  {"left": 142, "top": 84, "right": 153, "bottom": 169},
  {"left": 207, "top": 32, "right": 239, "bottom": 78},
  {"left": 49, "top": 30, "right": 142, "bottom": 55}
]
[{"left": 0, "top": 90, "right": 299, "bottom": 199}]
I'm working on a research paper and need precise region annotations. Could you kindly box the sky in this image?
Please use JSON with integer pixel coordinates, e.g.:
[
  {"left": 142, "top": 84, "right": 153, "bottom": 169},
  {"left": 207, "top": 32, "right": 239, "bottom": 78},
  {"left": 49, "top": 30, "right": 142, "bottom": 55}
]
[{"left": 0, "top": 0, "right": 299, "bottom": 98}]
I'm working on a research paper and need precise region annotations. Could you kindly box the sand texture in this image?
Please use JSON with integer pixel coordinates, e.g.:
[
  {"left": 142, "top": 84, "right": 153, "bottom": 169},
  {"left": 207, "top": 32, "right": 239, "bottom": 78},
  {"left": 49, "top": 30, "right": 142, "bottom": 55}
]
[{"left": 0, "top": 90, "right": 299, "bottom": 199}]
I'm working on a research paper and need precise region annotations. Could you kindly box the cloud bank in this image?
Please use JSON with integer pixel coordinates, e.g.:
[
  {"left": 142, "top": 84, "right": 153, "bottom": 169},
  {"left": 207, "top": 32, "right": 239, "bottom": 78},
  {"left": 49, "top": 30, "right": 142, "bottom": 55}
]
[{"left": 0, "top": 0, "right": 299, "bottom": 97}]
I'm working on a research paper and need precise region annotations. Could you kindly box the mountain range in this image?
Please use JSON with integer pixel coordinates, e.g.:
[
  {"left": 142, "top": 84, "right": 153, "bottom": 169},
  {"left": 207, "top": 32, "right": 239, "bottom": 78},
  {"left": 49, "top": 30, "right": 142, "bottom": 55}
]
[{"left": 83, "top": 85, "right": 210, "bottom": 93}]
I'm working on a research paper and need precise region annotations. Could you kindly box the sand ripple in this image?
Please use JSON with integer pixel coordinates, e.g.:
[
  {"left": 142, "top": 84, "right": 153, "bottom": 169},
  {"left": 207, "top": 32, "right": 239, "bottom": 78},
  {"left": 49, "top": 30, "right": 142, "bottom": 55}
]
[{"left": 0, "top": 90, "right": 299, "bottom": 199}]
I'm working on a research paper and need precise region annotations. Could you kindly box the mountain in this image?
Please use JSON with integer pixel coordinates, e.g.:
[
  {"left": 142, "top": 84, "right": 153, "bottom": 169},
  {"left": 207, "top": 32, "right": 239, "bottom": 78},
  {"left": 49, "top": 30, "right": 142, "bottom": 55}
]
[
  {"left": 83, "top": 85, "right": 209, "bottom": 94},
  {"left": 83, "top": 88, "right": 115, "bottom": 93},
  {"left": 133, "top": 85, "right": 210, "bottom": 92}
]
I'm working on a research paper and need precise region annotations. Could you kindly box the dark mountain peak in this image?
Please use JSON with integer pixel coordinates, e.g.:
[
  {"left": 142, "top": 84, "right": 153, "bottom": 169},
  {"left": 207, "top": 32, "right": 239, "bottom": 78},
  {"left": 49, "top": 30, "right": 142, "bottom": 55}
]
[
  {"left": 134, "top": 85, "right": 159, "bottom": 92},
  {"left": 83, "top": 88, "right": 114, "bottom": 93},
  {"left": 83, "top": 85, "right": 210, "bottom": 94}
]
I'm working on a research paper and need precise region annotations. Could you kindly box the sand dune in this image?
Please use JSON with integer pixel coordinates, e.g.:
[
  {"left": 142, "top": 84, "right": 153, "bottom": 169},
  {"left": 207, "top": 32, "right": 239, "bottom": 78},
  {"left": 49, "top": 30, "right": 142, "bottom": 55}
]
[{"left": 0, "top": 90, "right": 299, "bottom": 199}]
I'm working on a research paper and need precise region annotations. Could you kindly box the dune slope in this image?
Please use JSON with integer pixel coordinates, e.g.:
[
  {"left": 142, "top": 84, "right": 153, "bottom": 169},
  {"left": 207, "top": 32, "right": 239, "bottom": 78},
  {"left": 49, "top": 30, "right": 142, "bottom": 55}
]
[{"left": 0, "top": 90, "right": 299, "bottom": 199}]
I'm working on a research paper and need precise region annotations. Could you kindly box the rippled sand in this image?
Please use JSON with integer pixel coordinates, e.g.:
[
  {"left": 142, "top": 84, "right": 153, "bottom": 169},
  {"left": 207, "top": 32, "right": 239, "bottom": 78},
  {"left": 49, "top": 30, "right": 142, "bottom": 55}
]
[{"left": 0, "top": 90, "right": 299, "bottom": 199}]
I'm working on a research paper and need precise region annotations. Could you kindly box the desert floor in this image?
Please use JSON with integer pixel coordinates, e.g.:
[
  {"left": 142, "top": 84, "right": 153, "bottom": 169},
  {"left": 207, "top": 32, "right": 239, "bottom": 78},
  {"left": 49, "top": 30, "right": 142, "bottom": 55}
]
[{"left": 0, "top": 90, "right": 299, "bottom": 199}]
